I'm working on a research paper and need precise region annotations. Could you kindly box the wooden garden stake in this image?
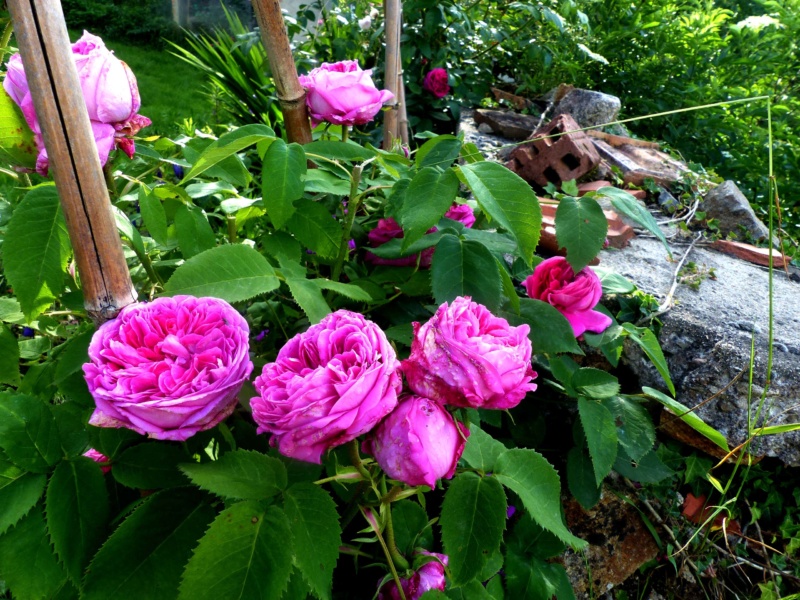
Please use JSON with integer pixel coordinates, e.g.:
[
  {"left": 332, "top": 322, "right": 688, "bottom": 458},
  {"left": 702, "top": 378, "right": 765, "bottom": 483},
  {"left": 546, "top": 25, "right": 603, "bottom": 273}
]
[
  {"left": 251, "top": 0, "right": 313, "bottom": 145},
  {"left": 7, "top": 0, "right": 137, "bottom": 325},
  {"left": 382, "top": 0, "right": 401, "bottom": 148}
]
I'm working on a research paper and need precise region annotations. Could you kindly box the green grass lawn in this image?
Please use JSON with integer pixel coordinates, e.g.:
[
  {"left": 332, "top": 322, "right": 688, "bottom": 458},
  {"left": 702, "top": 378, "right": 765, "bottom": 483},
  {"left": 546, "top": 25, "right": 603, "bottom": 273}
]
[{"left": 94, "top": 35, "right": 217, "bottom": 137}]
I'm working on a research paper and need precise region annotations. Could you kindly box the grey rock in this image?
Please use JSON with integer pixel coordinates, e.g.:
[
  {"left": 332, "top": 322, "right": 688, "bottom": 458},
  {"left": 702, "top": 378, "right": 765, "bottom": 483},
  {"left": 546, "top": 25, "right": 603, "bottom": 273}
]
[
  {"left": 701, "top": 180, "right": 771, "bottom": 242},
  {"left": 600, "top": 236, "right": 800, "bottom": 465},
  {"left": 657, "top": 187, "right": 680, "bottom": 214},
  {"left": 477, "top": 122, "right": 494, "bottom": 134},
  {"left": 552, "top": 88, "right": 622, "bottom": 129}
]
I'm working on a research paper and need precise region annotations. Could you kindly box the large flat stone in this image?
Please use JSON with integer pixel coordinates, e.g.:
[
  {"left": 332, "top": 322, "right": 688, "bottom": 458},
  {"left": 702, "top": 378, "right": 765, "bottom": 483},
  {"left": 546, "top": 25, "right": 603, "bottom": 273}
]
[{"left": 599, "top": 236, "right": 800, "bottom": 465}]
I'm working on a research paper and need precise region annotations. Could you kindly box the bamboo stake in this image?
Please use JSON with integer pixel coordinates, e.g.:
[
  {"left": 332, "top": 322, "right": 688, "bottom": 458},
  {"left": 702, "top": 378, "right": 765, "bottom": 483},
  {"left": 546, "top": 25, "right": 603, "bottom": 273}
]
[
  {"left": 396, "top": 1, "right": 409, "bottom": 145},
  {"left": 7, "top": 0, "right": 136, "bottom": 324},
  {"left": 382, "top": 0, "right": 401, "bottom": 148},
  {"left": 251, "top": 0, "right": 312, "bottom": 145}
]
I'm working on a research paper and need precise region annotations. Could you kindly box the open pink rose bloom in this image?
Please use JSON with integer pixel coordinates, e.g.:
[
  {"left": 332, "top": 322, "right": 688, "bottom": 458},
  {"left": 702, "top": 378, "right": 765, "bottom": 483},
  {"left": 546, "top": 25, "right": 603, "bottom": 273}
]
[
  {"left": 82, "top": 296, "right": 253, "bottom": 441},
  {"left": 363, "top": 395, "right": 468, "bottom": 488},
  {"left": 251, "top": 310, "right": 402, "bottom": 463},
  {"left": 403, "top": 296, "right": 537, "bottom": 410},
  {"left": 524, "top": 256, "right": 612, "bottom": 337},
  {"left": 298, "top": 60, "right": 394, "bottom": 127},
  {"left": 3, "top": 31, "right": 151, "bottom": 175},
  {"left": 422, "top": 68, "right": 450, "bottom": 98}
]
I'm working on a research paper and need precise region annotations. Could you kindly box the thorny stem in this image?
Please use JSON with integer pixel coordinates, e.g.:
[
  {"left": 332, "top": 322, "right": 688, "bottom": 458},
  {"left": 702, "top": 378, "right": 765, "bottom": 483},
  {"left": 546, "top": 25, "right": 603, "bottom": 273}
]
[
  {"left": 103, "top": 163, "right": 119, "bottom": 202},
  {"left": 342, "top": 125, "right": 349, "bottom": 143},
  {"left": 347, "top": 439, "right": 372, "bottom": 482},
  {"left": 227, "top": 215, "right": 237, "bottom": 244},
  {"left": 360, "top": 507, "right": 408, "bottom": 600},
  {"left": 381, "top": 483, "right": 410, "bottom": 572}
]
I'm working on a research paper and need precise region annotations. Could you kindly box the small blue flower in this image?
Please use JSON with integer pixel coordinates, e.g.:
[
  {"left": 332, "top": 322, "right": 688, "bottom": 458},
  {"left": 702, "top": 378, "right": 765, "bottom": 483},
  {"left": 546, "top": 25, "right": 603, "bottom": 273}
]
[
  {"left": 22, "top": 327, "right": 34, "bottom": 337},
  {"left": 172, "top": 164, "right": 184, "bottom": 179},
  {"left": 255, "top": 329, "right": 269, "bottom": 342}
]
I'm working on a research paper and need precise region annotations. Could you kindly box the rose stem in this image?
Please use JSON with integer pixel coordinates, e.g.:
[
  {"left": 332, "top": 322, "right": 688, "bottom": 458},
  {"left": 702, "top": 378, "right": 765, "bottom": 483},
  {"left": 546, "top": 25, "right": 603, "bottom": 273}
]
[
  {"left": 360, "top": 507, "right": 408, "bottom": 600},
  {"left": 342, "top": 125, "right": 349, "bottom": 143},
  {"left": 381, "top": 480, "right": 410, "bottom": 571},
  {"left": 329, "top": 164, "right": 364, "bottom": 283}
]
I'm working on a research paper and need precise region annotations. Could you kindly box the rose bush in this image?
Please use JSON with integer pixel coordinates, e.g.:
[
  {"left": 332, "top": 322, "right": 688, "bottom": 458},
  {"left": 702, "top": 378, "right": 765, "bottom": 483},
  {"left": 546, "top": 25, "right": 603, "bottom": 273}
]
[
  {"left": 377, "top": 552, "right": 448, "bottom": 599},
  {"left": 403, "top": 296, "right": 537, "bottom": 410},
  {"left": 365, "top": 203, "right": 475, "bottom": 267},
  {"left": 422, "top": 67, "right": 450, "bottom": 98},
  {"left": 251, "top": 310, "right": 402, "bottom": 463},
  {"left": 298, "top": 60, "right": 394, "bottom": 126},
  {"left": 524, "top": 256, "right": 612, "bottom": 337},
  {"left": 363, "top": 395, "right": 468, "bottom": 488},
  {"left": 82, "top": 295, "right": 252, "bottom": 441},
  {"left": 3, "top": 31, "right": 151, "bottom": 175}
]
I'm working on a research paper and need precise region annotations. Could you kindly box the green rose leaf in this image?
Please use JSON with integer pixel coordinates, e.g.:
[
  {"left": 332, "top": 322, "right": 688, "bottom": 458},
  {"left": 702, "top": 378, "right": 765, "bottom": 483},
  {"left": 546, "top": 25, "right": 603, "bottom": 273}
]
[
  {"left": 494, "top": 449, "right": 586, "bottom": 549},
  {"left": 578, "top": 397, "right": 618, "bottom": 485},
  {"left": 399, "top": 167, "right": 459, "bottom": 252},
  {"left": 113, "top": 442, "right": 192, "bottom": 490},
  {"left": 263, "top": 139, "right": 307, "bottom": 229},
  {"left": 163, "top": 243, "right": 280, "bottom": 303},
  {"left": 431, "top": 235, "right": 502, "bottom": 311},
  {"left": 461, "top": 424, "right": 508, "bottom": 473},
  {"left": 178, "top": 501, "right": 294, "bottom": 600},
  {"left": 0, "top": 506, "right": 72, "bottom": 600},
  {"left": 3, "top": 185, "right": 71, "bottom": 320},
  {"left": 440, "top": 472, "right": 506, "bottom": 585},
  {"left": 45, "top": 457, "right": 110, "bottom": 584},
  {"left": 0, "top": 459, "right": 46, "bottom": 536},
  {"left": 180, "top": 450, "right": 288, "bottom": 500},
  {"left": 175, "top": 204, "right": 216, "bottom": 259},
  {"left": 555, "top": 195, "right": 607, "bottom": 273},
  {"left": 0, "top": 324, "right": 20, "bottom": 386},
  {"left": 391, "top": 500, "right": 433, "bottom": 556},
  {"left": 82, "top": 488, "right": 215, "bottom": 600},
  {"left": 182, "top": 124, "right": 275, "bottom": 182},
  {"left": 285, "top": 198, "right": 341, "bottom": 259},
  {"left": 502, "top": 298, "right": 582, "bottom": 355},
  {"left": 283, "top": 483, "right": 341, "bottom": 600},
  {"left": 459, "top": 161, "right": 542, "bottom": 267},
  {"left": 567, "top": 447, "right": 602, "bottom": 510},
  {"left": 0, "top": 392, "right": 62, "bottom": 473}
]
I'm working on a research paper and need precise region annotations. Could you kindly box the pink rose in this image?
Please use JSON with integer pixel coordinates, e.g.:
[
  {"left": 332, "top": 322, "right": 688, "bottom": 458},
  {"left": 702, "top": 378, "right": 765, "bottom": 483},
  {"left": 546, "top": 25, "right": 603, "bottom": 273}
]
[
  {"left": 82, "top": 296, "right": 253, "bottom": 442},
  {"left": 2, "top": 31, "right": 151, "bottom": 176},
  {"left": 523, "top": 256, "right": 612, "bottom": 337},
  {"left": 363, "top": 395, "right": 468, "bottom": 488},
  {"left": 377, "top": 551, "right": 448, "bottom": 600},
  {"left": 251, "top": 310, "right": 401, "bottom": 463},
  {"left": 366, "top": 204, "right": 476, "bottom": 267},
  {"left": 83, "top": 448, "right": 111, "bottom": 474},
  {"left": 403, "top": 297, "right": 537, "bottom": 410},
  {"left": 298, "top": 60, "right": 394, "bottom": 127},
  {"left": 422, "top": 68, "right": 450, "bottom": 99}
]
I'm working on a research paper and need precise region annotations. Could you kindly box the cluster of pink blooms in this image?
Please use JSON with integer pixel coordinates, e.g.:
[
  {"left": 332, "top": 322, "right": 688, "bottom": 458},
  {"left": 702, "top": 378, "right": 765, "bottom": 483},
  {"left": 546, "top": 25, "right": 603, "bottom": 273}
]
[{"left": 3, "top": 31, "right": 151, "bottom": 176}]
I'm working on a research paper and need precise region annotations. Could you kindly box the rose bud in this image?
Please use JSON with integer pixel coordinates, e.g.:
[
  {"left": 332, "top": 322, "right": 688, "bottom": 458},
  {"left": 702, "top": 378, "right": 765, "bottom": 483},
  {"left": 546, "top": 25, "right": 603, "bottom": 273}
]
[
  {"left": 363, "top": 395, "right": 468, "bottom": 488},
  {"left": 298, "top": 60, "right": 394, "bottom": 127},
  {"left": 403, "top": 296, "right": 537, "bottom": 410},
  {"left": 251, "top": 310, "right": 401, "bottom": 463},
  {"left": 377, "top": 551, "right": 448, "bottom": 600},
  {"left": 422, "top": 68, "right": 450, "bottom": 98},
  {"left": 82, "top": 296, "right": 253, "bottom": 442},
  {"left": 83, "top": 448, "right": 112, "bottom": 474},
  {"left": 523, "top": 256, "right": 612, "bottom": 337},
  {"left": 3, "top": 31, "right": 150, "bottom": 176}
]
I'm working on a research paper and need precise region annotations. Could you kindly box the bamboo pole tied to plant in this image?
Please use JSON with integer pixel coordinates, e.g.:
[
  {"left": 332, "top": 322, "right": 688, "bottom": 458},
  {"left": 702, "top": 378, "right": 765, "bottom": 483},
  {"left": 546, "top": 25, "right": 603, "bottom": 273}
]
[{"left": 6, "top": 0, "right": 137, "bottom": 325}]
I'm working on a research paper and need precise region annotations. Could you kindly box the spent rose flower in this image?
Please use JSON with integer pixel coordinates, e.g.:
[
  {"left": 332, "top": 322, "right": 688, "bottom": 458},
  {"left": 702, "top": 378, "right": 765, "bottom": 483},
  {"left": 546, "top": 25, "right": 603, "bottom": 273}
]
[
  {"left": 298, "top": 60, "right": 394, "bottom": 127},
  {"left": 82, "top": 296, "right": 253, "bottom": 442},
  {"left": 366, "top": 204, "right": 476, "bottom": 267},
  {"left": 363, "top": 395, "right": 468, "bottom": 488},
  {"left": 403, "top": 296, "right": 537, "bottom": 410},
  {"left": 83, "top": 448, "right": 111, "bottom": 474},
  {"left": 377, "top": 551, "right": 448, "bottom": 600},
  {"left": 251, "top": 310, "right": 401, "bottom": 463},
  {"left": 422, "top": 68, "right": 450, "bottom": 99},
  {"left": 523, "top": 256, "right": 612, "bottom": 337},
  {"left": 3, "top": 31, "right": 151, "bottom": 176}
]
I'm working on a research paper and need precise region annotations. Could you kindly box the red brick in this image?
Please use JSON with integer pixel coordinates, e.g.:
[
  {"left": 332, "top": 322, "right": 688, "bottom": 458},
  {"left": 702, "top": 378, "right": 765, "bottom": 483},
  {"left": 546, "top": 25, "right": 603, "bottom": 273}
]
[
  {"left": 507, "top": 114, "right": 600, "bottom": 188},
  {"left": 710, "top": 239, "right": 790, "bottom": 268}
]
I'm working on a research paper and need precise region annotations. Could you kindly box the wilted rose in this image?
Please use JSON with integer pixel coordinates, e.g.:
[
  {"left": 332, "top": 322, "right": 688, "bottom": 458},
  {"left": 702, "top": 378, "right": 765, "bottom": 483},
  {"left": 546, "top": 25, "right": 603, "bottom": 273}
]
[
  {"left": 82, "top": 296, "right": 253, "bottom": 442},
  {"left": 422, "top": 68, "right": 450, "bottom": 99},
  {"left": 3, "top": 31, "right": 150, "bottom": 176},
  {"left": 523, "top": 256, "right": 612, "bottom": 337},
  {"left": 377, "top": 551, "right": 448, "bottom": 600},
  {"left": 298, "top": 60, "right": 394, "bottom": 127},
  {"left": 363, "top": 395, "right": 468, "bottom": 488},
  {"left": 403, "top": 296, "right": 537, "bottom": 410},
  {"left": 366, "top": 204, "right": 476, "bottom": 267},
  {"left": 251, "top": 310, "right": 401, "bottom": 463}
]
